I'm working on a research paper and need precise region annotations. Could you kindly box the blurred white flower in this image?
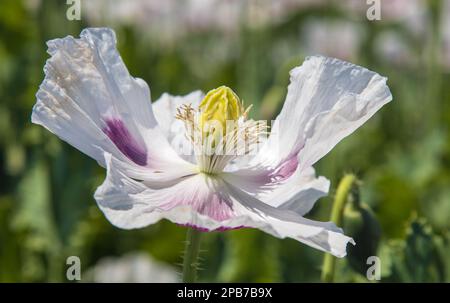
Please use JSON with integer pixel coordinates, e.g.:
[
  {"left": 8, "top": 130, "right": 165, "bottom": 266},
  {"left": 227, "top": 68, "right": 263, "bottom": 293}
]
[
  {"left": 302, "top": 19, "right": 363, "bottom": 61},
  {"left": 86, "top": 252, "right": 179, "bottom": 283},
  {"left": 382, "top": 0, "right": 428, "bottom": 38},
  {"left": 83, "top": 0, "right": 326, "bottom": 38},
  {"left": 343, "top": 0, "right": 428, "bottom": 36},
  {"left": 441, "top": 0, "right": 450, "bottom": 70},
  {"left": 374, "top": 31, "right": 415, "bottom": 67},
  {"left": 23, "top": 0, "right": 41, "bottom": 12}
]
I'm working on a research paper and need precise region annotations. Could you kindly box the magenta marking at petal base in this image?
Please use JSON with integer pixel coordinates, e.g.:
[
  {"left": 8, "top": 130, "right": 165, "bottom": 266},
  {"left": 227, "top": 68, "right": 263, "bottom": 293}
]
[
  {"left": 162, "top": 191, "right": 235, "bottom": 221},
  {"left": 178, "top": 223, "right": 247, "bottom": 232},
  {"left": 103, "top": 118, "right": 147, "bottom": 166},
  {"left": 272, "top": 154, "right": 298, "bottom": 180}
]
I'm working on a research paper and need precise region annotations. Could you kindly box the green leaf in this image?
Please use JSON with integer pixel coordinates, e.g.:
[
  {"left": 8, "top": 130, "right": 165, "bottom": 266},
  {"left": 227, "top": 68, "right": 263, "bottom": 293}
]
[
  {"left": 12, "top": 154, "right": 62, "bottom": 281},
  {"left": 218, "top": 229, "right": 280, "bottom": 282}
]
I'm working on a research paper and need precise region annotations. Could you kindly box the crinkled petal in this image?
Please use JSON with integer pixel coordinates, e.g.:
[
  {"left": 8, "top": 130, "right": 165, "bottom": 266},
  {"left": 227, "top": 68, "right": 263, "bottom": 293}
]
[
  {"left": 95, "top": 155, "right": 353, "bottom": 257},
  {"left": 245, "top": 55, "right": 392, "bottom": 174},
  {"left": 223, "top": 182, "right": 354, "bottom": 257},
  {"left": 94, "top": 154, "right": 236, "bottom": 229},
  {"left": 32, "top": 27, "right": 193, "bottom": 179},
  {"left": 222, "top": 166, "right": 330, "bottom": 216}
]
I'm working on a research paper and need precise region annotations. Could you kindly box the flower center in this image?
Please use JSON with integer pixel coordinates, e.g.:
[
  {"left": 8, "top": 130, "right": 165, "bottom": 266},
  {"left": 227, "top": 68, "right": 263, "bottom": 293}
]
[
  {"left": 199, "top": 86, "right": 243, "bottom": 138},
  {"left": 176, "top": 86, "right": 266, "bottom": 174}
]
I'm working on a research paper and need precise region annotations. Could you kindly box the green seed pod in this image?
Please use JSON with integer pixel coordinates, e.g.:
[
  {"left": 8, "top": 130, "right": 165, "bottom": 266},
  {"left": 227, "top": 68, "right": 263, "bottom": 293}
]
[
  {"left": 403, "top": 216, "right": 443, "bottom": 282},
  {"left": 343, "top": 185, "right": 381, "bottom": 276}
]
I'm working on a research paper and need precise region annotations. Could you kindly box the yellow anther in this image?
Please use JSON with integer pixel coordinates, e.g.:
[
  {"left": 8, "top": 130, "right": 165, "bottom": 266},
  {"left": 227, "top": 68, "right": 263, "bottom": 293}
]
[{"left": 199, "top": 86, "right": 244, "bottom": 137}]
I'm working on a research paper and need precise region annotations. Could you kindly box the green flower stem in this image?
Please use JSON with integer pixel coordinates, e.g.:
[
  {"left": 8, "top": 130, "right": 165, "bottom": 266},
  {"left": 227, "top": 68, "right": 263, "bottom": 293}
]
[
  {"left": 182, "top": 227, "right": 203, "bottom": 283},
  {"left": 321, "top": 174, "right": 356, "bottom": 283}
]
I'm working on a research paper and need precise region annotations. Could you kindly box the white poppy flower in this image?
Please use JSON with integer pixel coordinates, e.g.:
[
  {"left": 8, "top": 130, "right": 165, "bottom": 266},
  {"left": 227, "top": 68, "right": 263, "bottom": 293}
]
[{"left": 31, "top": 28, "right": 392, "bottom": 258}]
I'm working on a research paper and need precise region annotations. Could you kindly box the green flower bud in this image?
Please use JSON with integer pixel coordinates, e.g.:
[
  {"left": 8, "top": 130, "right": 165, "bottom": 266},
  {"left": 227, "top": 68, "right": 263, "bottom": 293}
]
[{"left": 344, "top": 189, "right": 381, "bottom": 276}]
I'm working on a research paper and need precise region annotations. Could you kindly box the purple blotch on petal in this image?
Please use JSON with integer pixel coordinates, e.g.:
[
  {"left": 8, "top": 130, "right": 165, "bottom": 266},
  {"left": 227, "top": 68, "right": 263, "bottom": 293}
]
[
  {"left": 272, "top": 154, "right": 298, "bottom": 180},
  {"left": 178, "top": 223, "right": 247, "bottom": 232},
  {"left": 103, "top": 118, "right": 147, "bottom": 166},
  {"left": 162, "top": 191, "right": 235, "bottom": 222}
]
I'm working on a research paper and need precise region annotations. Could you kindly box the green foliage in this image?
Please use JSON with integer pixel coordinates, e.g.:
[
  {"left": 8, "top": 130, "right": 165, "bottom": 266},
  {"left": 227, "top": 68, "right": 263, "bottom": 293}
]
[
  {"left": 0, "top": 0, "right": 449, "bottom": 282},
  {"left": 218, "top": 229, "right": 280, "bottom": 282},
  {"left": 380, "top": 216, "right": 449, "bottom": 282}
]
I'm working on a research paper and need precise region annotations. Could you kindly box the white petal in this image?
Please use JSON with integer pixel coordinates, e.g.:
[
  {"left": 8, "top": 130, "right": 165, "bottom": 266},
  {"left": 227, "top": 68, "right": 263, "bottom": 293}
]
[
  {"left": 223, "top": 56, "right": 392, "bottom": 217},
  {"left": 152, "top": 91, "right": 204, "bottom": 162},
  {"left": 32, "top": 28, "right": 189, "bottom": 175},
  {"left": 270, "top": 167, "right": 330, "bottom": 215},
  {"left": 94, "top": 155, "right": 156, "bottom": 229},
  {"left": 224, "top": 182, "right": 354, "bottom": 257},
  {"left": 252, "top": 55, "right": 392, "bottom": 170},
  {"left": 95, "top": 154, "right": 237, "bottom": 229},
  {"left": 296, "top": 84, "right": 391, "bottom": 170},
  {"left": 153, "top": 91, "right": 204, "bottom": 138},
  {"left": 95, "top": 155, "right": 352, "bottom": 257},
  {"left": 222, "top": 166, "right": 330, "bottom": 216},
  {"left": 219, "top": 56, "right": 392, "bottom": 222}
]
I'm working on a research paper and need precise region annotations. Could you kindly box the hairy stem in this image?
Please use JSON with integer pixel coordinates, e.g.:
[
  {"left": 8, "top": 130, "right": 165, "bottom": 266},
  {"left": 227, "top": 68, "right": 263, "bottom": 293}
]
[
  {"left": 321, "top": 174, "right": 356, "bottom": 283},
  {"left": 182, "top": 228, "right": 202, "bottom": 283}
]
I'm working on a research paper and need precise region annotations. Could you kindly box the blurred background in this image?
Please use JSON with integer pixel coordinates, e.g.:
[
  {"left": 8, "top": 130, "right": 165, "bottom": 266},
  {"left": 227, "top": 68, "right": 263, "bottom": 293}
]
[{"left": 0, "top": 0, "right": 449, "bottom": 282}]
